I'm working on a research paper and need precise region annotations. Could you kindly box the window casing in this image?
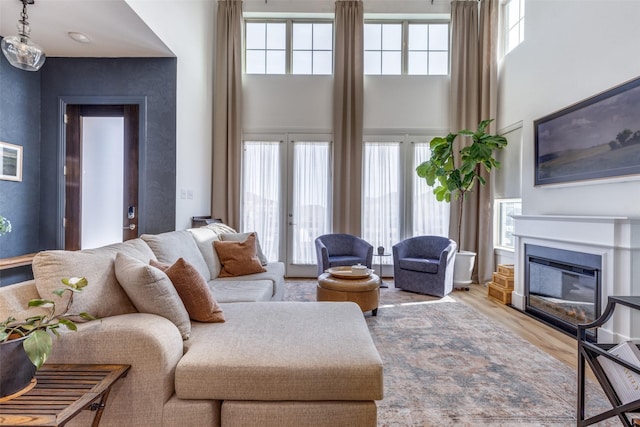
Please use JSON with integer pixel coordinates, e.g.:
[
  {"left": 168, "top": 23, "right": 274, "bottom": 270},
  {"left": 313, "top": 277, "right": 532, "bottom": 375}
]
[{"left": 245, "top": 20, "right": 334, "bottom": 75}]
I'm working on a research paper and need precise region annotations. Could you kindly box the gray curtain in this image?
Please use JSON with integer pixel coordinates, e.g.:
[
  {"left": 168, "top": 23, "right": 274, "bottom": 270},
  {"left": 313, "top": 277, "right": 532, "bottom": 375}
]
[
  {"left": 449, "top": 0, "right": 499, "bottom": 284},
  {"left": 212, "top": 0, "right": 243, "bottom": 230},
  {"left": 332, "top": 1, "right": 364, "bottom": 235}
]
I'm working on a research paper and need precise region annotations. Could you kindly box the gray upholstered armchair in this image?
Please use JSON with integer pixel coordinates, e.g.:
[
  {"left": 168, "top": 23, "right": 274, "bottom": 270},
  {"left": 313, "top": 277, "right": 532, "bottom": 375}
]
[
  {"left": 315, "top": 234, "right": 374, "bottom": 276},
  {"left": 392, "top": 236, "right": 457, "bottom": 297}
]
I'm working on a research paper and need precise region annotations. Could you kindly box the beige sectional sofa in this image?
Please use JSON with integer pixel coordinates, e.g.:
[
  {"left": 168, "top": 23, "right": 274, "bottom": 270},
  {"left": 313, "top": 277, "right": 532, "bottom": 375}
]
[{"left": 0, "top": 226, "right": 383, "bottom": 427}]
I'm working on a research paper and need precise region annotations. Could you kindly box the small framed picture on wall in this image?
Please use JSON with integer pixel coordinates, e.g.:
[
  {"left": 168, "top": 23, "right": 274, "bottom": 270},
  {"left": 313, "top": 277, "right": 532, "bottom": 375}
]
[{"left": 0, "top": 142, "right": 23, "bottom": 182}]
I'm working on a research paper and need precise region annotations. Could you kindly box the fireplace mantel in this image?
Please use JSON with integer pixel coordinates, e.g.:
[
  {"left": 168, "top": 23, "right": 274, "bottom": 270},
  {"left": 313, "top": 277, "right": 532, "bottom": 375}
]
[{"left": 512, "top": 215, "right": 640, "bottom": 342}]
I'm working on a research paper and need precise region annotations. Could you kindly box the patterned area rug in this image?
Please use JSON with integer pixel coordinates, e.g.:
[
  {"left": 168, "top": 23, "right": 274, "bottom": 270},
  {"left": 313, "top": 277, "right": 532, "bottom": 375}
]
[{"left": 284, "top": 281, "right": 618, "bottom": 426}]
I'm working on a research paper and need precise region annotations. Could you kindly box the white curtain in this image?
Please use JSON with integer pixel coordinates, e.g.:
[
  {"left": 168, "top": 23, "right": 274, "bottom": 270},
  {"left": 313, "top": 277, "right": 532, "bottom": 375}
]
[
  {"left": 362, "top": 143, "right": 400, "bottom": 263},
  {"left": 292, "top": 142, "right": 331, "bottom": 264},
  {"left": 413, "top": 143, "right": 450, "bottom": 237},
  {"left": 241, "top": 141, "right": 281, "bottom": 262}
]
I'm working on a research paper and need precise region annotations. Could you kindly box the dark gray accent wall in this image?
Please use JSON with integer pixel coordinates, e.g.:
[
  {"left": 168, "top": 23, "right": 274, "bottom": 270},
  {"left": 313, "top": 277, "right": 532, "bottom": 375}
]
[
  {"left": 0, "top": 42, "right": 41, "bottom": 285},
  {"left": 39, "top": 57, "right": 177, "bottom": 249}
]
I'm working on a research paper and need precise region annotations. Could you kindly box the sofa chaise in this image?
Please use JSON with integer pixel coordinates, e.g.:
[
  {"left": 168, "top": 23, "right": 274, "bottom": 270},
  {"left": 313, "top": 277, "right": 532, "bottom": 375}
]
[{"left": 0, "top": 226, "right": 383, "bottom": 427}]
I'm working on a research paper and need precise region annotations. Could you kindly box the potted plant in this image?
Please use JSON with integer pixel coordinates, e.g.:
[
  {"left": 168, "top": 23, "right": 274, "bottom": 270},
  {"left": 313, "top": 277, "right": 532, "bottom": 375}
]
[
  {"left": 416, "top": 119, "right": 507, "bottom": 287},
  {"left": 0, "top": 215, "right": 11, "bottom": 236},
  {"left": 0, "top": 277, "right": 93, "bottom": 399}
]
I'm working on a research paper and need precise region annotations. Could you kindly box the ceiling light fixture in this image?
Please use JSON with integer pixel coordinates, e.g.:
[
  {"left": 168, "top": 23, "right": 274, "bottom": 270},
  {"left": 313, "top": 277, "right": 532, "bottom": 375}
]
[
  {"left": 68, "top": 32, "right": 91, "bottom": 44},
  {"left": 1, "top": 0, "right": 46, "bottom": 72}
]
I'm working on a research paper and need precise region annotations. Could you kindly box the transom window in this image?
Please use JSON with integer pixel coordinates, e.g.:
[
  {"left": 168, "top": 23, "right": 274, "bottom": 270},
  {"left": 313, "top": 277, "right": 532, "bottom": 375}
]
[
  {"left": 245, "top": 22, "right": 287, "bottom": 74},
  {"left": 364, "top": 22, "right": 450, "bottom": 75},
  {"left": 407, "top": 24, "right": 449, "bottom": 75},
  {"left": 504, "top": 0, "right": 525, "bottom": 54},
  {"left": 364, "top": 23, "right": 402, "bottom": 75},
  {"left": 245, "top": 20, "right": 334, "bottom": 75}
]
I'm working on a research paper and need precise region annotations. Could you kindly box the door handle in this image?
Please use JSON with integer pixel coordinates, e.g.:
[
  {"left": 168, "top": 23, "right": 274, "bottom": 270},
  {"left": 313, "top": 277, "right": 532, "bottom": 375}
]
[{"left": 124, "top": 224, "right": 136, "bottom": 231}]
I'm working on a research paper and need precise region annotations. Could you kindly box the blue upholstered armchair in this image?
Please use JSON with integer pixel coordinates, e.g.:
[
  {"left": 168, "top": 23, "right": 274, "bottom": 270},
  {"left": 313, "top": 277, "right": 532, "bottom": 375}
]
[
  {"left": 315, "top": 234, "right": 374, "bottom": 276},
  {"left": 392, "top": 236, "right": 457, "bottom": 297}
]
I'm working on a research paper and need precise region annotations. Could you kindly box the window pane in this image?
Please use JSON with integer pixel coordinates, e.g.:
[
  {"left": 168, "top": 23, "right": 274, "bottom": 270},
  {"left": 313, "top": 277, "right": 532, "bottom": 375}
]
[
  {"left": 292, "top": 142, "right": 331, "bottom": 264},
  {"left": 363, "top": 143, "right": 401, "bottom": 262},
  {"left": 364, "top": 51, "right": 381, "bottom": 75},
  {"left": 293, "top": 23, "right": 312, "bottom": 50},
  {"left": 428, "top": 51, "right": 448, "bottom": 75},
  {"left": 266, "top": 50, "right": 286, "bottom": 74},
  {"left": 292, "top": 51, "right": 312, "bottom": 74},
  {"left": 246, "top": 50, "right": 266, "bottom": 74},
  {"left": 508, "top": 0, "right": 520, "bottom": 27},
  {"left": 508, "top": 26, "right": 520, "bottom": 52},
  {"left": 246, "top": 23, "right": 266, "bottom": 49},
  {"left": 408, "top": 51, "right": 428, "bottom": 75},
  {"left": 429, "top": 24, "right": 449, "bottom": 50},
  {"left": 313, "top": 51, "right": 333, "bottom": 75},
  {"left": 409, "top": 24, "right": 428, "bottom": 50},
  {"left": 381, "top": 51, "right": 401, "bottom": 75},
  {"left": 266, "top": 23, "right": 286, "bottom": 50},
  {"left": 313, "top": 23, "right": 333, "bottom": 50},
  {"left": 413, "top": 143, "right": 450, "bottom": 237},
  {"left": 382, "top": 24, "right": 402, "bottom": 51},
  {"left": 242, "top": 141, "right": 281, "bottom": 262},
  {"left": 496, "top": 200, "right": 521, "bottom": 248},
  {"left": 364, "top": 24, "right": 382, "bottom": 50}
]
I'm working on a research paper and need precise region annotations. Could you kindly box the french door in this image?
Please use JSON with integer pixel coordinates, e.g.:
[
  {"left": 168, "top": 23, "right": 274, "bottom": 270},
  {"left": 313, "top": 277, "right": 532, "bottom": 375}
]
[{"left": 242, "top": 134, "right": 332, "bottom": 277}]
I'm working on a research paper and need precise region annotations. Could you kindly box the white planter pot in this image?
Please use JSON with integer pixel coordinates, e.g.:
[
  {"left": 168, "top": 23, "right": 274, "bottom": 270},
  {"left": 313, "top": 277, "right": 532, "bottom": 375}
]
[{"left": 453, "top": 251, "right": 476, "bottom": 287}]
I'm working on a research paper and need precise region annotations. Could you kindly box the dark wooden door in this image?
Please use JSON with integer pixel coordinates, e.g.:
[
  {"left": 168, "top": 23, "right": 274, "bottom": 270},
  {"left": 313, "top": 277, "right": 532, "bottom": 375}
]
[{"left": 64, "top": 105, "right": 139, "bottom": 250}]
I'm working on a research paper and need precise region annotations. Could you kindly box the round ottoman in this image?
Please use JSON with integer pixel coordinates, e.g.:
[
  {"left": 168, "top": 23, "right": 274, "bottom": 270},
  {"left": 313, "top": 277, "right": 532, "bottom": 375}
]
[{"left": 317, "top": 271, "right": 381, "bottom": 316}]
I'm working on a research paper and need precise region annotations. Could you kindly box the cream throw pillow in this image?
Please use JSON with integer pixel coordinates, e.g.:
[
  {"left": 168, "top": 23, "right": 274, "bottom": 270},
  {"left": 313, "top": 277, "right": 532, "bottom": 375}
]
[{"left": 114, "top": 253, "right": 191, "bottom": 340}]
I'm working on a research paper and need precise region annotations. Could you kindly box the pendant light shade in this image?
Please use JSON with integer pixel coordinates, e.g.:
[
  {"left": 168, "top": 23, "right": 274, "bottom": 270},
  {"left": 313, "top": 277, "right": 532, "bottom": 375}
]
[{"left": 1, "top": 0, "right": 46, "bottom": 72}]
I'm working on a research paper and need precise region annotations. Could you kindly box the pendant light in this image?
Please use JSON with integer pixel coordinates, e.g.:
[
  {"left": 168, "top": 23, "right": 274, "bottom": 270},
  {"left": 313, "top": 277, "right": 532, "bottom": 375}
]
[{"left": 1, "top": 0, "right": 46, "bottom": 72}]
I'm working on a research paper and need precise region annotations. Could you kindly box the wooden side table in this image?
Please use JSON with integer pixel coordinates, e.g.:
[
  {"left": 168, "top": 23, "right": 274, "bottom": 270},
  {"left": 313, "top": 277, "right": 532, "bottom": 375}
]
[{"left": 0, "top": 364, "right": 130, "bottom": 427}]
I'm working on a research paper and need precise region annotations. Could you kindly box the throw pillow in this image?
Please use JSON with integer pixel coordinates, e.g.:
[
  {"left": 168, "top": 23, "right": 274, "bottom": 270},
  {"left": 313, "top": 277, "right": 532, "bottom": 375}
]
[
  {"left": 114, "top": 253, "right": 191, "bottom": 340},
  {"left": 150, "top": 258, "right": 225, "bottom": 323},
  {"left": 213, "top": 233, "right": 267, "bottom": 277},
  {"left": 219, "top": 231, "right": 268, "bottom": 266}
]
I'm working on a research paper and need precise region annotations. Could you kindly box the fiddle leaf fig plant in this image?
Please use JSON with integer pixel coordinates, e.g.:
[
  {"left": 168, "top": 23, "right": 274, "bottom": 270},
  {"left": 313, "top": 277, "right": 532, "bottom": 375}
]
[
  {"left": 0, "top": 277, "right": 95, "bottom": 369},
  {"left": 416, "top": 119, "right": 508, "bottom": 250}
]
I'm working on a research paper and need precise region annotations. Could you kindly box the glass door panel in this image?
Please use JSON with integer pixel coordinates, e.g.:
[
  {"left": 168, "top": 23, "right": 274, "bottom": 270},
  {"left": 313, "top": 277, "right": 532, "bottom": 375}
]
[
  {"left": 287, "top": 139, "right": 331, "bottom": 277},
  {"left": 241, "top": 141, "right": 282, "bottom": 262},
  {"left": 362, "top": 142, "right": 401, "bottom": 267}
]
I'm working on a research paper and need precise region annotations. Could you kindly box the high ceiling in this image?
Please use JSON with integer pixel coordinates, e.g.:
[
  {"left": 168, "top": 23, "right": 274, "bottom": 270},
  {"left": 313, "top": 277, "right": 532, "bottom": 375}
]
[{"left": 0, "top": 0, "right": 173, "bottom": 58}]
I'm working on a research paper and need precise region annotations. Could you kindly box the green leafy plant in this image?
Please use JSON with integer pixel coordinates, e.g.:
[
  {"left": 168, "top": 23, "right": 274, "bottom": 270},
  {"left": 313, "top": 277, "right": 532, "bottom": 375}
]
[
  {"left": 416, "top": 119, "right": 508, "bottom": 251},
  {"left": 0, "top": 215, "right": 11, "bottom": 236},
  {"left": 0, "top": 277, "right": 94, "bottom": 369}
]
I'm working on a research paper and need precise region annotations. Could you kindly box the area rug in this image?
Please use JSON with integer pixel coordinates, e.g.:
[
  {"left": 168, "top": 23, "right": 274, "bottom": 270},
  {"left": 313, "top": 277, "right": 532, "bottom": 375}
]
[{"left": 284, "top": 281, "right": 618, "bottom": 426}]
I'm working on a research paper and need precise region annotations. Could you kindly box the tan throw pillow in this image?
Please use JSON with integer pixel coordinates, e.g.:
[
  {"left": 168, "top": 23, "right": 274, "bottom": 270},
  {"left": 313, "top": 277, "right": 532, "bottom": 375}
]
[
  {"left": 219, "top": 231, "right": 268, "bottom": 266},
  {"left": 114, "top": 253, "right": 191, "bottom": 340},
  {"left": 213, "top": 233, "right": 267, "bottom": 277},
  {"left": 150, "top": 258, "right": 225, "bottom": 323}
]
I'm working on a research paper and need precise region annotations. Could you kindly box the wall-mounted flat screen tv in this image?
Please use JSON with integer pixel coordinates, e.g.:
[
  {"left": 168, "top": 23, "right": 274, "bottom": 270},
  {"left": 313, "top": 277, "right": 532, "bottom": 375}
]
[{"left": 534, "top": 76, "right": 640, "bottom": 186}]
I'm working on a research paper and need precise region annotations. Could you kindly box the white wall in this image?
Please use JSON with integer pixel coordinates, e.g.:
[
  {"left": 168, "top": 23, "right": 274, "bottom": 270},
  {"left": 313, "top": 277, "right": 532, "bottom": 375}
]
[
  {"left": 126, "top": 0, "right": 215, "bottom": 230},
  {"left": 498, "top": 0, "right": 640, "bottom": 218}
]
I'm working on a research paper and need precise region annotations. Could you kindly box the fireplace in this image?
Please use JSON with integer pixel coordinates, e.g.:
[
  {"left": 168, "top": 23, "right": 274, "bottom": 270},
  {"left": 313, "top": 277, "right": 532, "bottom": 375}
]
[
  {"left": 524, "top": 244, "right": 601, "bottom": 341},
  {"left": 512, "top": 215, "right": 640, "bottom": 343}
]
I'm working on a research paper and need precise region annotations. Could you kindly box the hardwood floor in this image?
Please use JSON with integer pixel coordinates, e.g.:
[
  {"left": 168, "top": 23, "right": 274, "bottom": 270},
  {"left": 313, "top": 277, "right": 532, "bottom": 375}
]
[{"left": 454, "top": 283, "right": 595, "bottom": 379}]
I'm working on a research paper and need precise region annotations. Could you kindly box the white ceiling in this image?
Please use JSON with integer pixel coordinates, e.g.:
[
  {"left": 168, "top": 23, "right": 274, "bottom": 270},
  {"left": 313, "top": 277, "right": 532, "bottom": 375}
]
[{"left": 0, "top": 0, "right": 174, "bottom": 58}]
